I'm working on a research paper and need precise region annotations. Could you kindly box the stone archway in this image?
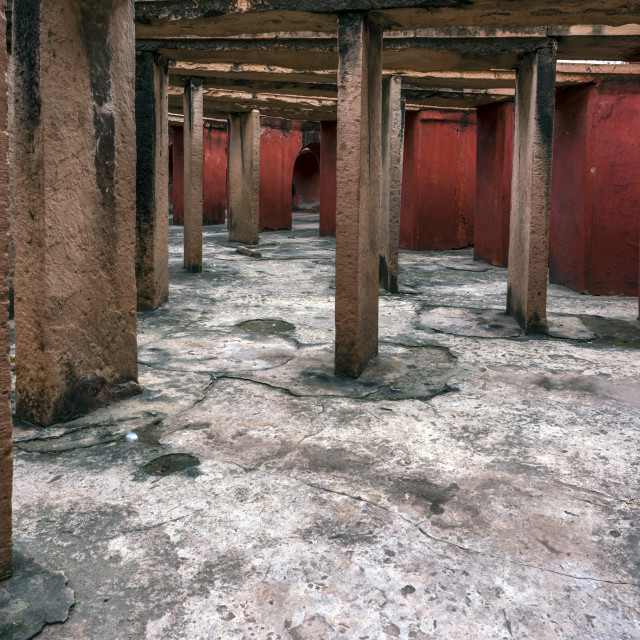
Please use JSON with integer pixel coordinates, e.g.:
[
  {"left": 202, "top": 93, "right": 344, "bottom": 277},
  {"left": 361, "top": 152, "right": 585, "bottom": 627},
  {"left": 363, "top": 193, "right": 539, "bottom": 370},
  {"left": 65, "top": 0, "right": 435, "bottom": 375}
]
[{"left": 292, "top": 144, "right": 321, "bottom": 215}]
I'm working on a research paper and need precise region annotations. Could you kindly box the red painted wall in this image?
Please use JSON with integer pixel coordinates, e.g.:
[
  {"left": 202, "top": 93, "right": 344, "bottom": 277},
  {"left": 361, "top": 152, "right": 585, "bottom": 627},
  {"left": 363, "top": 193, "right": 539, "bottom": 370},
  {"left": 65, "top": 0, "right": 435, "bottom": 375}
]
[
  {"left": 171, "top": 126, "right": 184, "bottom": 225},
  {"left": 400, "top": 110, "right": 477, "bottom": 250},
  {"left": 203, "top": 121, "right": 228, "bottom": 225},
  {"left": 170, "top": 122, "right": 228, "bottom": 226},
  {"left": 259, "top": 117, "right": 320, "bottom": 232},
  {"left": 319, "top": 121, "right": 337, "bottom": 237},
  {"left": 550, "top": 80, "right": 640, "bottom": 296},
  {"left": 474, "top": 101, "right": 514, "bottom": 267},
  {"left": 292, "top": 144, "right": 321, "bottom": 213}
]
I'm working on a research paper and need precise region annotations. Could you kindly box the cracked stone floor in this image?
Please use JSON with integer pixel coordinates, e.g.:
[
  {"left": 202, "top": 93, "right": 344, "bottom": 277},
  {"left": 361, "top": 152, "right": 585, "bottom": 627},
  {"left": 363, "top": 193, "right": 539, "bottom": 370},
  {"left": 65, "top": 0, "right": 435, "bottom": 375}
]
[{"left": 8, "top": 214, "right": 640, "bottom": 639}]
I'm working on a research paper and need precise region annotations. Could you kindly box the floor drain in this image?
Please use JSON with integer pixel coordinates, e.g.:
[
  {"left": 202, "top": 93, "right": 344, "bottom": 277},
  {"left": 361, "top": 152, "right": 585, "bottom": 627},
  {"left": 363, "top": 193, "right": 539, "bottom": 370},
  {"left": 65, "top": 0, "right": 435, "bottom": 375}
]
[{"left": 142, "top": 453, "right": 200, "bottom": 477}]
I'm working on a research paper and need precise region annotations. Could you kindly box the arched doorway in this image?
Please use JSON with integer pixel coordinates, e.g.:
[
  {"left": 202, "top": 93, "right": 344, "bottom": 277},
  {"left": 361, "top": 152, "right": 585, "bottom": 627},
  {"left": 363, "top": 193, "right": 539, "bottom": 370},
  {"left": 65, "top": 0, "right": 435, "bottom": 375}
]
[{"left": 292, "top": 145, "right": 320, "bottom": 226}]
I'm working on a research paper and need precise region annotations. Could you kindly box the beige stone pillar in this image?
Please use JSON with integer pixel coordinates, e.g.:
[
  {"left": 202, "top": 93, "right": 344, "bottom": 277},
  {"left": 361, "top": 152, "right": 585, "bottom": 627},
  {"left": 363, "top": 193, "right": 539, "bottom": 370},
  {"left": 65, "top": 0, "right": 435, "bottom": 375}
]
[
  {"left": 0, "top": 0, "right": 12, "bottom": 580},
  {"left": 183, "top": 78, "right": 204, "bottom": 272},
  {"left": 13, "top": 0, "right": 138, "bottom": 427},
  {"left": 380, "top": 75, "right": 405, "bottom": 294},
  {"left": 506, "top": 41, "right": 557, "bottom": 334},
  {"left": 136, "top": 52, "right": 169, "bottom": 310},
  {"left": 228, "top": 110, "right": 261, "bottom": 246},
  {"left": 335, "top": 13, "right": 383, "bottom": 377}
]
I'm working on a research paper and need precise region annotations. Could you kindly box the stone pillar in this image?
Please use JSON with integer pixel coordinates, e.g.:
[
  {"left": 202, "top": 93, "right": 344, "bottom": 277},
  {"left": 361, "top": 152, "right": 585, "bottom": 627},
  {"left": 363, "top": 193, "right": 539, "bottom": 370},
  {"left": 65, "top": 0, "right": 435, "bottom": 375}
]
[
  {"left": 183, "top": 78, "right": 203, "bottom": 272},
  {"left": 135, "top": 52, "right": 169, "bottom": 310},
  {"left": 319, "top": 121, "right": 337, "bottom": 237},
  {"left": 13, "top": 0, "right": 139, "bottom": 426},
  {"left": 506, "top": 42, "right": 557, "bottom": 334},
  {"left": 379, "top": 75, "right": 405, "bottom": 294},
  {"left": 228, "top": 110, "right": 260, "bottom": 246},
  {"left": 0, "top": 0, "right": 12, "bottom": 580},
  {"left": 335, "top": 14, "right": 383, "bottom": 377}
]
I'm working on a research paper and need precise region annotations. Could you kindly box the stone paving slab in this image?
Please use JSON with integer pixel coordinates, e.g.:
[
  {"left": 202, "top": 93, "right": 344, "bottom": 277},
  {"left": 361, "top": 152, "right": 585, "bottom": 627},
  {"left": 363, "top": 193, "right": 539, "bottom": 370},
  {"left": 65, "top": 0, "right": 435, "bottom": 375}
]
[{"left": 8, "top": 222, "right": 640, "bottom": 640}]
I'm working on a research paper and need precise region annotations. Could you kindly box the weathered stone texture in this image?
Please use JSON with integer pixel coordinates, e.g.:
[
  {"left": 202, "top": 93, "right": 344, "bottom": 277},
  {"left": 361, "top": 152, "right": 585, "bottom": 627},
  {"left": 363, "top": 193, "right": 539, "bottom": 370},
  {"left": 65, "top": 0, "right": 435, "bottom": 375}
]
[
  {"left": 183, "top": 78, "right": 204, "bottom": 272},
  {"left": 0, "top": 0, "right": 12, "bottom": 580},
  {"left": 335, "top": 13, "right": 383, "bottom": 377},
  {"left": 135, "top": 51, "right": 169, "bottom": 310},
  {"left": 506, "top": 42, "right": 557, "bottom": 334},
  {"left": 379, "top": 75, "right": 404, "bottom": 294},
  {"left": 228, "top": 110, "right": 260, "bottom": 246},
  {"left": 13, "top": 0, "right": 138, "bottom": 426}
]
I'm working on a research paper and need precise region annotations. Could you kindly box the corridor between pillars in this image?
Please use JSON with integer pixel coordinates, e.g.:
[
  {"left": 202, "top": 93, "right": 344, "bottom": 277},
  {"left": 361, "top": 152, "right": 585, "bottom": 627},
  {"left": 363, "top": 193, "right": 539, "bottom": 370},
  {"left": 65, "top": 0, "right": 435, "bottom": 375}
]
[
  {"left": 183, "top": 78, "right": 204, "bottom": 273},
  {"left": 135, "top": 52, "right": 169, "bottom": 310},
  {"left": 506, "top": 41, "right": 557, "bottom": 334},
  {"left": 228, "top": 110, "right": 261, "bottom": 246},
  {"left": 13, "top": 0, "right": 139, "bottom": 427},
  {"left": 335, "top": 14, "right": 383, "bottom": 377}
]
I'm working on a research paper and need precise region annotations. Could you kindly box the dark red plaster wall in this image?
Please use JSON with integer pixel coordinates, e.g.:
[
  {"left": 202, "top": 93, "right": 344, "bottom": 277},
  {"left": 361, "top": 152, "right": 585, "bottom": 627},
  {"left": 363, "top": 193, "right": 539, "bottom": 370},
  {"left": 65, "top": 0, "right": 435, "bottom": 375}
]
[
  {"left": 203, "top": 121, "right": 228, "bottom": 225},
  {"left": 550, "top": 80, "right": 640, "bottom": 296},
  {"left": 473, "top": 101, "right": 514, "bottom": 267},
  {"left": 259, "top": 118, "right": 320, "bottom": 231},
  {"left": 170, "top": 122, "right": 228, "bottom": 226},
  {"left": 259, "top": 118, "right": 303, "bottom": 231},
  {"left": 400, "top": 110, "right": 477, "bottom": 251}
]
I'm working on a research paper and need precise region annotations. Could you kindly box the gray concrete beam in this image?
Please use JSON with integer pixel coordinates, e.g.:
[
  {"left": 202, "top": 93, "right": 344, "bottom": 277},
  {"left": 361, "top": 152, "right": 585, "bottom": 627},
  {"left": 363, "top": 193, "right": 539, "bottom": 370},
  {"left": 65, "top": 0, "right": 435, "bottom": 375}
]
[{"left": 134, "top": 2, "right": 640, "bottom": 37}]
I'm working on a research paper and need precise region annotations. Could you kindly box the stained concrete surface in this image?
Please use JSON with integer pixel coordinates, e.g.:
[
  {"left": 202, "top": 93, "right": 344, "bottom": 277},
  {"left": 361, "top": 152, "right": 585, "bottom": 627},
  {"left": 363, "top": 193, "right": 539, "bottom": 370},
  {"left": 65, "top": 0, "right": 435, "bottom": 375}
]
[{"left": 9, "top": 214, "right": 640, "bottom": 639}]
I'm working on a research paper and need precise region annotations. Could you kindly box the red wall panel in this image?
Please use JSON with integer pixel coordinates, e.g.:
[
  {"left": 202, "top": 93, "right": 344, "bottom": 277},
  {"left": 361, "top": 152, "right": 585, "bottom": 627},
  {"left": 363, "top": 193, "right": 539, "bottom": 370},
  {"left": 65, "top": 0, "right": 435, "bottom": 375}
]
[
  {"left": 202, "top": 121, "right": 228, "bottom": 225},
  {"left": 474, "top": 101, "right": 514, "bottom": 267},
  {"left": 550, "top": 80, "right": 640, "bottom": 296},
  {"left": 400, "top": 110, "right": 477, "bottom": 251}
]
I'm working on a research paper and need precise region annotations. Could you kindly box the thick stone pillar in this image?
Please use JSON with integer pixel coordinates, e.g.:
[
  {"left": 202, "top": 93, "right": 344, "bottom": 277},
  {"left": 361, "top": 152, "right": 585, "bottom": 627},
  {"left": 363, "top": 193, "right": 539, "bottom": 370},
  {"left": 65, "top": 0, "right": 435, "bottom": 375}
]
[
  {"left": 13, "top": 0, "right": 138, "bottom": 426},
  {"left": 335, "top": 14, "right": 383, "bottom": 377},
  {"left": 0, "top": 0, "right": 12, "bottom": 580},
  {"left": 506, "top": 42, "right": 557, "bottom": 334},
  {"left": 228, "top": 110, "right": 260, "bottom": 246},
  {"left": 135, "top": 52, "right": 169, "bottom": 310},
  {"left": 379, "top": 75, "right": 405, "bottom": 294},
  {"left": 183, "top": 78, "right": 204, "bottom": 272}
]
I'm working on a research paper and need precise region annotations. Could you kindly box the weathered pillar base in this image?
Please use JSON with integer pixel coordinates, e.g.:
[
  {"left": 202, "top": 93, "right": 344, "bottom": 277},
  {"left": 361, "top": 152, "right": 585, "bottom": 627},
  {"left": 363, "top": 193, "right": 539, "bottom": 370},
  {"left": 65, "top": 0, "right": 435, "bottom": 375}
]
[
  {"left": 228, "top": 110, "right": 261, "bottom": 246},
  {"left": 506, "top": 42, "right": 557, "bottom": 334},
  {"left": 335, "top": 14, "right": 383, "bottom": 377},
  {"left": 13, "top": 0, "right": 138, "bottom": 427},
  {"left": 183, "top": 78, "right": 204, "bottom": 273},
  {"left": 379, "top": 75, "right": 405, "bottom": 294},
  {"left": 136, "top": 52, "right": 169, "bottom": 311}
]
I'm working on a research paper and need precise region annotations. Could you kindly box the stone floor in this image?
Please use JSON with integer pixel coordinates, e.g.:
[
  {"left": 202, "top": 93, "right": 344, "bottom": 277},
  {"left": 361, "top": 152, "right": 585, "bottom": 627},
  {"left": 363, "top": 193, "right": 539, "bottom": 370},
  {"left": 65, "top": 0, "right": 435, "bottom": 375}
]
[{"left": 7, "top": 214, "right": 640, "bottom": 639}]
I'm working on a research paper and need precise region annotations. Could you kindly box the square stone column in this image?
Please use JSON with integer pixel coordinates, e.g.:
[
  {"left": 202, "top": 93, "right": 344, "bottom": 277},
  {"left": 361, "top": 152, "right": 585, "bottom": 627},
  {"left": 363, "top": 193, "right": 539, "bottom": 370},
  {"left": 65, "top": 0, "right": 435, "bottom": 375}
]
[
  {"left": 228, "top": 110, "right": 260, "bottom": 246},
  {"left": 319, "top": 121, "right": 337, "bottom": 237},
  {"left": 135, "top": 51, "right": 169, "bottom": 310},
  {"left": 379, "top": 75, "right": 405, "bottom": 294},
  {"left": 335, "top": 14, "right": 383, "bottom": 377},
  {"left": 183, "top": 78, "right": 204, "bottom": 272},
  {"left": 507, "top": 42, "right": 557, "bottom": 334},
  {"left": 0, "top": 0, "right": 12, "bottom": 580},
  {"left": 13, "top": 0, "right": 138, "bottom": 426}
]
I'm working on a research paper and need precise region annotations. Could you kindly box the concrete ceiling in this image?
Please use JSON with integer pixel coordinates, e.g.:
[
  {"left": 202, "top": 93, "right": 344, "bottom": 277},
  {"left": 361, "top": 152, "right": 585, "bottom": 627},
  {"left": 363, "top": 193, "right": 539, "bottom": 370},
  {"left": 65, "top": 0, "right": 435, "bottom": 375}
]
[{"left": 134, "top": 1, "right": 640, "bottom": 37}]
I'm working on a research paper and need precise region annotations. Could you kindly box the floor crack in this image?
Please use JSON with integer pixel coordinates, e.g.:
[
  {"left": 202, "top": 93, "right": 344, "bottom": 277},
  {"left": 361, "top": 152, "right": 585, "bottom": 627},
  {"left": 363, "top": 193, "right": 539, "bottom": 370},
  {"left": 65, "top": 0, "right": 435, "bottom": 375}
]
[{"left": 283, "top": 475, "right": 640, "bottom": 589}]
